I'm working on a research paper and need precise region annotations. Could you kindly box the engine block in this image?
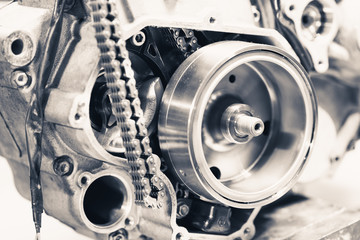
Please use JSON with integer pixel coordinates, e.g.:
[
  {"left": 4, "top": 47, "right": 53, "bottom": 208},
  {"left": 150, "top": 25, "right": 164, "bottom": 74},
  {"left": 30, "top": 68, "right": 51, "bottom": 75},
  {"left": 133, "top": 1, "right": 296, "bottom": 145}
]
[{"left": 0, "top": 0, "right": 359, "bottom": 239}]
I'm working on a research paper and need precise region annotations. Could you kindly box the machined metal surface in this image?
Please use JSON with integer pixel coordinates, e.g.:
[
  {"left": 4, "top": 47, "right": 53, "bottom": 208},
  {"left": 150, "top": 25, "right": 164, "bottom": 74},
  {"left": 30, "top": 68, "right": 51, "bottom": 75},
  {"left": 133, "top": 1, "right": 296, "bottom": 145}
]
[
  {"left": 0, "top": 0, "right": 359, "bottom": 239},
  {"left": 159, "top": 40, "right": 317, "bottom": 208},
  {"left": 221, "top": 104, "right": 265, "bottom": 144}
]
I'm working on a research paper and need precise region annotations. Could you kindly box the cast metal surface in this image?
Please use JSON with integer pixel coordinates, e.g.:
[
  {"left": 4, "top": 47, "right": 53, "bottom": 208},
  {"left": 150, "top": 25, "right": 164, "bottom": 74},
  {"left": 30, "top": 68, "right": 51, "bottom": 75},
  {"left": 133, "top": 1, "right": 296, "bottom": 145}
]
[
  {"left": 280, "top": 0, "right": 339, "bottom": 72},
  {"left": 0, "top": 0, "right": 359, "bottom": 240}
]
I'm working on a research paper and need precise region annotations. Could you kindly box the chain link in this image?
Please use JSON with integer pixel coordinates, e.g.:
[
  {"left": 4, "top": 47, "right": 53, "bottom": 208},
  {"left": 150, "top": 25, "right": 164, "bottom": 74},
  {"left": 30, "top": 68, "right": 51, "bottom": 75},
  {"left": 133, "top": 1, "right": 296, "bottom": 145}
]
[
  {"left": 170, "top": 28, "right": 201, "bottom": 57},
  {"left": 88, "top": 0, "right": 164, "bottom": 208}
]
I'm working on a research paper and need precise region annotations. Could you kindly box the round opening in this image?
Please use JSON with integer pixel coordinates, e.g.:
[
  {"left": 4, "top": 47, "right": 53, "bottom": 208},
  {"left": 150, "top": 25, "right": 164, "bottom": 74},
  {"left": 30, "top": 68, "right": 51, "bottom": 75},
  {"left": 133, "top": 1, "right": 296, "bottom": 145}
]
[
  {"left": 210, "top": 166, "right": 221, "bottom": 179},
  {"left": 75, "top": 113, "right": 81, "bottom": 121},
  {"left": 254, "top": 123, "right": 261, "bottom": 131},
  {"left": 81, "top": 176, "right": 89, "bottom": 185},
  {"left": 11, "top": 39, "right": 24, "bottom": 55},
  {"left": 300, "top": 1, "right": 331, "bottom": 41},
  {"left": 17, "top": 75, "right": 25, "bottom": 83},
  {"left": 135, "top": 34, "right": 144, "bottom": 43},
  {"left": 83, "top": 176, "right": 127, "bottom": 226},
  {"left": 229, "top": 75, "right": 236, "bottom": 83}
]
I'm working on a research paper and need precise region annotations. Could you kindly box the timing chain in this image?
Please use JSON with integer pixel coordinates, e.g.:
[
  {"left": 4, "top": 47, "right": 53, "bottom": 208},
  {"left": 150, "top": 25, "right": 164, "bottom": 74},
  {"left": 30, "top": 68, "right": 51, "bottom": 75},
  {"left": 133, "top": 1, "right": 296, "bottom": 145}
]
[
  {"left": 88, "top": 0, "right": 165, "bottom": 208},
  {"left": 170, "top": 28, "right": 201, "bottom": 57}
]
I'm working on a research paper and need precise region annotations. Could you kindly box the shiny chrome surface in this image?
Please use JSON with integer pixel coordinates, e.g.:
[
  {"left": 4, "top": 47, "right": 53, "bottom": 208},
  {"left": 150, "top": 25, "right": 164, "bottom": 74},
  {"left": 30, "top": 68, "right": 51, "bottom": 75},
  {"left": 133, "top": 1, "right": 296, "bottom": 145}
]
[
  {"left": 159, "top": 41, "right": 317, "bottom": 208},
  {"left": 221, "top": 103, "right": 265, "bottom": 144}
]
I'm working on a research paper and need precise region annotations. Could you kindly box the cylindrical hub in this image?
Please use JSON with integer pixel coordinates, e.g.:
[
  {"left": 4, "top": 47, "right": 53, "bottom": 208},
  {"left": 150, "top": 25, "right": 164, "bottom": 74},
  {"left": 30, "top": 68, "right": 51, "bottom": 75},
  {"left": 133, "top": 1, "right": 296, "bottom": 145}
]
[{"left": 221, "top": 104, "right": 264, "bottom": 144}]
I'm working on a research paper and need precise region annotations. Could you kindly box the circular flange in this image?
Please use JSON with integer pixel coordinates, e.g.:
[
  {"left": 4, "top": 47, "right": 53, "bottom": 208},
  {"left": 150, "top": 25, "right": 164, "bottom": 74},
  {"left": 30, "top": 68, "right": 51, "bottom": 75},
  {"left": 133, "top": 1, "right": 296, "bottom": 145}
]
[
  {"left": 158, "top": 41, "right": 317, "bottom": 208},
  {"left": 79, "top": 171, "right": 133, "bottom": 234},
  {"left": 2, "top": 31, "right": 35, "bottom": 66},
  {"left": 282, "top": 0, "right": 339, "bottom": 72}
]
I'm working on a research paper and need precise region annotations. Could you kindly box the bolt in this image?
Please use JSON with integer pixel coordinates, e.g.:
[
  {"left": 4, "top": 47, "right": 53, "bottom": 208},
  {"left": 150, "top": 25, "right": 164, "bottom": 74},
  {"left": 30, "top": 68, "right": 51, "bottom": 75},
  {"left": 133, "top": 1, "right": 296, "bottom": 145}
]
[
  {"left": 53, "top": 156, "right": 74, "bottom": 177},
  {"left": 244, "top": 227, "right": 251, "bottom": 235},
  {"left": 114, "top": 235, "right": 124, "bottom": 240},
  {"left": 218, "top": 217, "right": 227, "bottom": 227},
  {"left": 11, "top": 70, "right": 29, "bottom": 88},
  {"left": 125, "top": 217, "right": 135, "bottom": 227},
  {"left": 131, "top": 31, "right": 146, "bottom": 46},
  {"left": 110, "top": 229, "right": 128, "bottom": 240},
  {"left": 177, "top": 203, "right": 190, "bottom": 218}
]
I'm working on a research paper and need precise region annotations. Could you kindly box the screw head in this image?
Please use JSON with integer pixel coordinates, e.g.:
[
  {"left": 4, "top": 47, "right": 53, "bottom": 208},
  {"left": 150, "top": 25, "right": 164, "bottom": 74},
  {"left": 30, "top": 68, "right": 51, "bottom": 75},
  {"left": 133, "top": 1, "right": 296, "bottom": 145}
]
[
  {"left": 110, "top": 229, "right": 128, "bottom": 240},
  {"left": 177, "top": 203, "right": 190, "bottom": 219},
  {"left": 11, "top": 70, "right": 29, "bottom": 87},
  {"left": 53, "top": 156, "right": 74, "bottom": 176},
  {"left": 131, "top": 31, "right": 146, "bottom": 46},
  {"left": 125, "top": 217, "right": 135, "bottom": 227},
  {"left": 244, "top": 227, "right": 251, "bottom": 235}
]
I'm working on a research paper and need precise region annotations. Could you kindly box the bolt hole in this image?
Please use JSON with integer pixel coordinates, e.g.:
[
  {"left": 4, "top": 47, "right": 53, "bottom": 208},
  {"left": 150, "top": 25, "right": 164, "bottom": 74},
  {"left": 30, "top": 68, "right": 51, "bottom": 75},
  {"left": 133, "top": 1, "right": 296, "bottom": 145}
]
[
  {"left": 11, "top": 39, "right": 24, "bottom": 55},
  {"left": 176, "top": 233, "right": 184, "bottom": 240},
  {"left": 125, "top": 217, "right": 133, "bottom": 226},
  {"left": 135, "top": 34, "right": 143, "bottom": 43},
  {"left": 209, "top": 17, "right": 216, "bottom": 24},
  {"left": 83, "top": 176, "right": 126, "bottom": 226},
  {"left": 210, "top": 166, "right": 221, "bottom": 179},
  {"left": 75, "top": 113, "right": 81, "bottom": 121},
  {"left": 81, "top": 176, "right": 89, "bottom": 185},
  {"left": 244, "top": 227, "right": 251, "bottom": 235},
  {"left": 229, "top": 75, "right": 236, "bottom": 83},
  {"left": 302, "top": 15, "right": 312, "bottom": 27},
  {"left": 132, "top": 31, "right": 146, "bottom": 46},
  {"left": 17, "top": 75, "right": 25, "bottom": 83},
  {"left": 289, "top": 5, "right": 295, "bottom": 11},
  {"left": 254, "top": 123, "right": 261, "bottom": 131}
]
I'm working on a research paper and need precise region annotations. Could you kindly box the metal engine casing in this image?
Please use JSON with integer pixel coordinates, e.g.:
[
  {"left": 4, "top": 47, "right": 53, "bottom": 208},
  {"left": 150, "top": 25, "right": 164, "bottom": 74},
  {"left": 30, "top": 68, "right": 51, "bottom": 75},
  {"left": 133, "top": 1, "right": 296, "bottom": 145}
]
[{"left": 1, "top": 0, "right": 359, "bottom": 240}]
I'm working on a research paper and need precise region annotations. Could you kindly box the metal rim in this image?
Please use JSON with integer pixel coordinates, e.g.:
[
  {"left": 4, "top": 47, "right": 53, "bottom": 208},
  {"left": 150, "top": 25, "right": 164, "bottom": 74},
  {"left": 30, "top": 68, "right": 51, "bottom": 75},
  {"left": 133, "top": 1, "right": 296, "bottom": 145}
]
[
  {"left": 79, "top": 172, "right": 133, "bottom": 233},
  {"left": 159, "top": 41, "right": 317, "bottom": 208}
]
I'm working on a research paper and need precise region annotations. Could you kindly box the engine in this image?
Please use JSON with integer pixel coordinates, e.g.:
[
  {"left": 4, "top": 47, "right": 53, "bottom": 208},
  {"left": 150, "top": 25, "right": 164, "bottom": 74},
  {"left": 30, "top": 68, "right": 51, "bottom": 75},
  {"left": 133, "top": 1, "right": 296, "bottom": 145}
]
[{"left": 0, "top": 0, "right": 359, "bottom": 239}]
